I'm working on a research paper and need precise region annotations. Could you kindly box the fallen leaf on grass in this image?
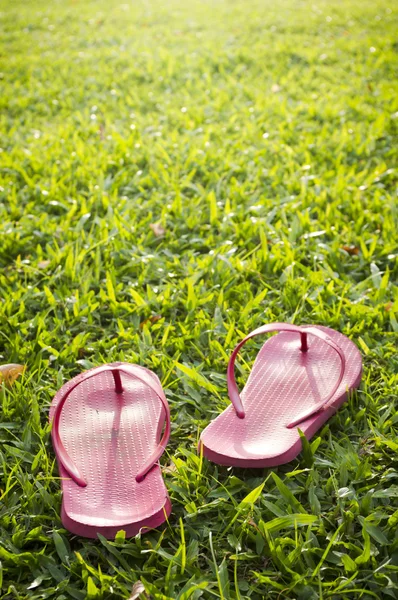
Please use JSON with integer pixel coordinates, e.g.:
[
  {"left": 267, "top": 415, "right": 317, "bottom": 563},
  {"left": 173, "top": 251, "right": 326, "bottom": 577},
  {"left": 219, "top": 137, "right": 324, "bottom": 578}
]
[
  {"left": 98, "top": 123, "right": 105, "bottom": 140},
  {"left": 149, "top": 222, "right": 165, "bottom": 237},
  {"left": 162, "top": 462, "right": 177, "bottom": 475},
  {"left": 342, "top": 245, "right": 359, "bottom": 255},
  {"left": 0, "top": 364, "right": 25, "bottom": 385},
  {"left": 140, "top": 315, "right": 162, "bottom": 328},
  {"left": 385, "top": 302, "right": 393, "bottom": 312},
  {"left": 37, "top": 260, "right": 50, "bottom": 269},
  {"left": 248, "top": 519, "right": 259, "bottom": 530},
  {"left": 129, "top": 581, "right": 147, "bottom": 600}
]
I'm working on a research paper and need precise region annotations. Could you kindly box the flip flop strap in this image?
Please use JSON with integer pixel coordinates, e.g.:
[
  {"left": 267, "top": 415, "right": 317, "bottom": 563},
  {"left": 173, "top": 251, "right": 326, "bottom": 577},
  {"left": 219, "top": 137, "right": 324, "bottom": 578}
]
[
  {"left": 227, "top": 323, "right": 346, "bottom": 427},
  {"left": 52, "top": 363, "right": 170, "bottom": 487}
]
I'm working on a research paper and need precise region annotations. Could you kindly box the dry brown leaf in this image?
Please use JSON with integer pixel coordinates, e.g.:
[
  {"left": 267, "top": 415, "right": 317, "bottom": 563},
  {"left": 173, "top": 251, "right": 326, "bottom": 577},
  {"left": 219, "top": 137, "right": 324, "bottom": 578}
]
[
  {"left": 149, "top": 222, "right": 165, "bottom": 237},
  {"left": 98, "top": 123, "right": 106, "bottom": 140},
  {"left": 385, "top": 301, "right": 393, "bottom": 312},
  {"left": 342, "top": 245, "right": 359, "bottom": 255},
  {"left": 140, "top": 315, "right": 162, "bottom": 329},
  {"left": 162, "top": 462, "right": 177, "bottom": 475},
  {"left": 0, "top": 363, "right": 26, "bottom": 385},
  {"left": 38, "top": 260, "right": 51, "bottom": 269},
  {"left": 129, "top": 581, "right": 147, "bottom": 600}
]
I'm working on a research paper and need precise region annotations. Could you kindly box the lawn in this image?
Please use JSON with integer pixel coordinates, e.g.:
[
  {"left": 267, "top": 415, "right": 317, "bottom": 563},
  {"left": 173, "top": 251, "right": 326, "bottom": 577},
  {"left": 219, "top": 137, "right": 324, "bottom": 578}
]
[{"left": 0, "top": 0, "right": 397, "bottom": 597}]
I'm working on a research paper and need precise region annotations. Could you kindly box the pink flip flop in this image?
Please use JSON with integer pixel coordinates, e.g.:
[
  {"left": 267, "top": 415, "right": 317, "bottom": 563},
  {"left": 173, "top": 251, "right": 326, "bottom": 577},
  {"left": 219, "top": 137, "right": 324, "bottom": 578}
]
[
  {"left": 50, "top": 362, "right": 171, "bottom": 539},
  {"left": 200, "top": 323, "right": 362, "bottom": 468}
]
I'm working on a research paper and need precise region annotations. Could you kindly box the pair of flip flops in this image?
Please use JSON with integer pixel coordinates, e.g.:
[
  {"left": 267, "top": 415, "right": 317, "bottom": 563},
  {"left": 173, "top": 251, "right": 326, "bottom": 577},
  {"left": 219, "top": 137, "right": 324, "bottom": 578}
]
[{"left": 50, "top": 323, "right": 362, "bottom": 538}]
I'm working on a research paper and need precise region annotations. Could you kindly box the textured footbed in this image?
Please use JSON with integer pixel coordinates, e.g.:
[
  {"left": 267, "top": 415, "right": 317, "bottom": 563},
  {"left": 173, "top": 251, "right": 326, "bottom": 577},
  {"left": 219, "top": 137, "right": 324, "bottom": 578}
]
[
  {"left": 50, "top": 365, "right": 171, "bottom": 539},
  {"left": 200, "top": 326, "right": 362, "bottom": 467}
]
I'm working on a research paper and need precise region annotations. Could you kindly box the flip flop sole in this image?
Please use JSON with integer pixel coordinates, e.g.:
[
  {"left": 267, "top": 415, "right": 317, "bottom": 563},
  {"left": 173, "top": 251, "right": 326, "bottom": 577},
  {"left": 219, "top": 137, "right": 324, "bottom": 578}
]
[
  {"left": 200, "top": 326, "right": 362, "bottom": 467},
  {"left": 50, "top": 364, "right": 171, "bottom": 538},
  {"left": 61, "top": 496, "right": 172, "bottom": 539}
]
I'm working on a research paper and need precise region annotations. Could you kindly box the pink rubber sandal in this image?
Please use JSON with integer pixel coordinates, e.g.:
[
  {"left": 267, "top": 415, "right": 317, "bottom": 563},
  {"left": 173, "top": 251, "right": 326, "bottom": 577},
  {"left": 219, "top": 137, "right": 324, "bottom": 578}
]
[
  {"left": 50, "top": 362, "right": 171, "bottom": 539},
  {"left": 200, "top": 323, "right": 362, "bottom": 468}
]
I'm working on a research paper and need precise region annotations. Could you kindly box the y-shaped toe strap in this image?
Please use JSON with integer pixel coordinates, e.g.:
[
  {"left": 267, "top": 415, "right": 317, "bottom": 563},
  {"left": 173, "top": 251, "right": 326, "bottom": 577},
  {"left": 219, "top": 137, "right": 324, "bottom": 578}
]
[
  {"left": 227, "top": 323, "right": 346, "bottom": 428},
  {"left": 51, "top": 363, "right": 170, "bottom": 487}
]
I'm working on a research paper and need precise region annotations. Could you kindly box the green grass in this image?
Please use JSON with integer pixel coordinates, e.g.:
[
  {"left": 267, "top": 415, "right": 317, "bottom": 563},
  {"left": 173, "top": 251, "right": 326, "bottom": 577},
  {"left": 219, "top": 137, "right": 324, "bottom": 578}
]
[{"left": 0, "top": 0, "right": 397, "bottom": 597}]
